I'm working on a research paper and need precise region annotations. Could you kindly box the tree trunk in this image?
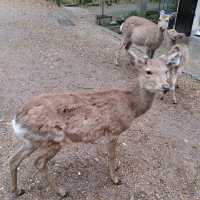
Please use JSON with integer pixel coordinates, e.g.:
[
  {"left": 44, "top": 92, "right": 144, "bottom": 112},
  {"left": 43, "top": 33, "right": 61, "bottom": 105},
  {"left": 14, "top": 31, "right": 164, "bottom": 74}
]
[{"left": 100, "top": 0, "right": 105, "bottom": 16}]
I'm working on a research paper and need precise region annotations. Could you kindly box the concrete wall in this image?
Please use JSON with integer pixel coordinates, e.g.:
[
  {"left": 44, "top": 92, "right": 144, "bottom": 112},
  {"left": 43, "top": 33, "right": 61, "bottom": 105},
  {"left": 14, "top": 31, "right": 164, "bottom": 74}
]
[{"left": 192, "top": 0, "right": 200, "bottom": 34}]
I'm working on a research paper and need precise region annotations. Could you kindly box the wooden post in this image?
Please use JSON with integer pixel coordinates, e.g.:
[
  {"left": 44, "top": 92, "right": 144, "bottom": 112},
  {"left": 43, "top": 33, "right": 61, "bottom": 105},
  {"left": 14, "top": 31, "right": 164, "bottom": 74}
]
[{"left": 101, "top": 0, "right": 105, "bottom": 16}]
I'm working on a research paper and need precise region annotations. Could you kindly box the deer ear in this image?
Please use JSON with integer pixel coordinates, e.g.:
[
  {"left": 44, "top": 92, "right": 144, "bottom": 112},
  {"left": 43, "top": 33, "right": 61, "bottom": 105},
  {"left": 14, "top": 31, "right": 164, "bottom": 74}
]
[
  {"left": 166, "top": 52, "right": 182, "bottom": 66},
  {"left": 127, "top": 50, "right": 144, "bottom": 67}
]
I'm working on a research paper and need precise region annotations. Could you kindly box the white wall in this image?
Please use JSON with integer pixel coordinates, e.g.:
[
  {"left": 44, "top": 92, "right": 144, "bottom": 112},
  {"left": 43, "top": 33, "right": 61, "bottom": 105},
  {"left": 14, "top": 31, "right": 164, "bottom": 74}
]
[{"left": 192, "top": 0, "right": 200, "bottom": 33}]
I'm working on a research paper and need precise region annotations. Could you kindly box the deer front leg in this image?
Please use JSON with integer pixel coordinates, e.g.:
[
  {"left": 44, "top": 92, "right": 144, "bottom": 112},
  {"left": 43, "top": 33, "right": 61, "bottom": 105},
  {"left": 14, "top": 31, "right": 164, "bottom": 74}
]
[
  {"left": 115, "top": 35, "right": 132, "bottom": 66},
  {"left": 34, "top": 143, "right": 68, "bottom": 197},
  {"left": 169, "top": 71, "right": 178, "bottom": 104},
  {"left": 171, "top": 86, "right": 177, "bottom": 104},
  {"left": 9, "top": 143, "right": 36, "bottom": 196},
  {"left": 146, "top": 48, "right": 155, "bottom": 59},
  {"left": 107, "top": 136, "right": 121, "bottom": 184}
]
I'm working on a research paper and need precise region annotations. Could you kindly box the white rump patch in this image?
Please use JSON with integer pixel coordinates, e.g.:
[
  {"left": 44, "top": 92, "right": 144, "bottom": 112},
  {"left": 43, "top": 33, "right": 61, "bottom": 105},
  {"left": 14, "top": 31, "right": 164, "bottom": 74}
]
[{"left": 12, "top": 117, "right": 26, "bottom": 137}]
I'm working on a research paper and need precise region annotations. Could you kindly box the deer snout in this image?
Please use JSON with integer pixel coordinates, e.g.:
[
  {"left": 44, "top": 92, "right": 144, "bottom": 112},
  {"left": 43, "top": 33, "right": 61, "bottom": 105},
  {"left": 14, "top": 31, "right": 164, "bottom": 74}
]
[{"left": 162, "top": 84, "right": 170, "bottom": 94}]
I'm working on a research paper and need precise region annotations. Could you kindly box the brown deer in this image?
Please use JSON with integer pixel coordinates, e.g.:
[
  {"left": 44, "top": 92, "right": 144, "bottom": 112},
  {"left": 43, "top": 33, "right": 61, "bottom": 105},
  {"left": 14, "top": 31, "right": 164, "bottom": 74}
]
[
  {"left": 161, "top": 31, "right": 189, "bottom": 104},
  {"left": 9, "top": 51, "right": 169, "bottom": 197},
  {"left": 166, "top": 29, "right": 186, "bottom": 47},
  {"left": 115, "top": 15, "right": 169, "bottom": 65}
]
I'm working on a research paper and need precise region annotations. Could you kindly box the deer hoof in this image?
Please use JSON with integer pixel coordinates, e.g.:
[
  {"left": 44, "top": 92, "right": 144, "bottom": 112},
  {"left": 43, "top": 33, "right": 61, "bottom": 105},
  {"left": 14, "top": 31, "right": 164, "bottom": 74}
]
[
  {"left": 57, "top": 188, "right": 69, "bottom": 198},
  {"left": 12, "top": 189, "right": 26, "bottom": 197},
  {"left": 115, "top": 160, "right": 121, "bottom": 171}
]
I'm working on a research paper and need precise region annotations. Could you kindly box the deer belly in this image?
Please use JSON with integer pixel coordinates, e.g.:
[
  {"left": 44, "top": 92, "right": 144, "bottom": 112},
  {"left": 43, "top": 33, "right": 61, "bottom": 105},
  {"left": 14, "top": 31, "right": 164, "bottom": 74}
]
[{"left": 65, "top": 116, "right": 124, "bottom": 143}]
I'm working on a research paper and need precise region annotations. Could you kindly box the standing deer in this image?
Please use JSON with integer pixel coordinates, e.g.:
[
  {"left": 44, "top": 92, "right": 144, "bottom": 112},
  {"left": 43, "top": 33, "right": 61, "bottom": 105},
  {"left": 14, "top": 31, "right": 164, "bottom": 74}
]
[
  {"left": 161, "top": 33, "right": 189, "bottom": 104},
  {"left": 10, "top": 51, "right": 169, "bottom": 197},
  {"left": 115, "top": 15, "right": 169, "bottom": 65}
]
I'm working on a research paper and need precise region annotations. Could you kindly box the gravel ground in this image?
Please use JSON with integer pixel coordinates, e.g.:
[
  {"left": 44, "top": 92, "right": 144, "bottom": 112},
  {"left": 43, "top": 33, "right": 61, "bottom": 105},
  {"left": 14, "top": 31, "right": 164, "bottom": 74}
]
[{"left": 0, "top": 1, "right": 200, "bottom": 200}]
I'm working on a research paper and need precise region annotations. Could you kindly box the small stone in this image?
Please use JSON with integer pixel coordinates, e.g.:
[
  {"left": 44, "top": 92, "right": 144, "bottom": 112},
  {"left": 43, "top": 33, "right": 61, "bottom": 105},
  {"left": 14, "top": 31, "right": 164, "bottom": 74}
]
[
  {"left": 184, "top": 139, "right": 188, "bottom": 143},
  {"left": 78, "top": 172, "right": 81, "bottom": 176},
  {"left": 122, "top": 142, "right": 127, "bottom": 146},
  {"left": 94, "top": 157, "right": 99, "bottom": 162},
  {"left": 35, "top": 179, "right": 40, "bottom": 183}
]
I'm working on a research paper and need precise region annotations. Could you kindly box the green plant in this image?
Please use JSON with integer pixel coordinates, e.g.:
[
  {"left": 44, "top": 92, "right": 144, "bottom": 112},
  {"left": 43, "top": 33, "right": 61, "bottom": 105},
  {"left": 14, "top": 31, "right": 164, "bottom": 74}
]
[
  {"left": 145, "top": 10, "right": 159, "bottom": 23},
  {"left": 47, "top": 0, "right": 62, "bottom": 6}
]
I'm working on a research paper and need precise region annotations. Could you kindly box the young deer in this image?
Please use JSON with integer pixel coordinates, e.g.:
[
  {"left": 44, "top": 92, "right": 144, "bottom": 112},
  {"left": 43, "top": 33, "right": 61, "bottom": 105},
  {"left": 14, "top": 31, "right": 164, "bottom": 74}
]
[
  {"left": 166, "top": 29, "right": 186, "bottom": 47},
  {"left": 10, "top": 51, "right": 169, "bottom": 197},
  {"left": 115, "top": 15, "right": 169, "bottom": 65},
  {"left": 161, "top": 33, "right": 189, "bottom": 104}
]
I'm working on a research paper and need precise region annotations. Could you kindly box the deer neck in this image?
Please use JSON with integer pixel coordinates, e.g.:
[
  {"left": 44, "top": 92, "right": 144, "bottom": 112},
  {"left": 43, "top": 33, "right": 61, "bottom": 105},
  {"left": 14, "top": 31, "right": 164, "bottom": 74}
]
[
  {"left": 157, "top": 27, "right": 164, "bottom": 42},
  {"left": 131, "top": 81, "right": 155, "bottom": 117}
]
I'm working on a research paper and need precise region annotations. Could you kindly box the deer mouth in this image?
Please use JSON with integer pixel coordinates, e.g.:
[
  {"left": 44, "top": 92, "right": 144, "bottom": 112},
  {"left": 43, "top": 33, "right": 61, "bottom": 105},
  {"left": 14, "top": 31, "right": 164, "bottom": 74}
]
[
  {"left": 163, "top": 89, "right": 169, "bottom": 94},
  {"left": 162, "top": 85, "right": 170, "bottom": 93}
]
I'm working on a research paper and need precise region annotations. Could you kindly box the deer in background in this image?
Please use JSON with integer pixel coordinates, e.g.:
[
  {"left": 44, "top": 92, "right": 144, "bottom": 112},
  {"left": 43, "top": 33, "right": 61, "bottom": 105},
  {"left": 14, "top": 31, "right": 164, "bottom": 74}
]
[
  {"left": 9, "top": 51, "right": 170, "bottom": 197},
  {"left": 161, "top": 31, "right": 189, "bottom": 104},
  {"left": 115, "top": 15, "right": 169, "bottom": 65},
  {"left": 166, "top": 29, "right": 186, "bottom": 47}
]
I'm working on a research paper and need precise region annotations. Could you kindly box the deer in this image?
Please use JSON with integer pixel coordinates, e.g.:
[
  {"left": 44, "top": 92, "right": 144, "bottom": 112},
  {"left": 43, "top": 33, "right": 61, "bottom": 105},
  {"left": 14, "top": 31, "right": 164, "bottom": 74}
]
[
  {"left": 9, "top": 51, "right": 170, "bottom": 197},
  {"left": 166, "top": 29, "right": 186, "bottom": 48},
  {"left": 115, "top": 15, "right": 169, "bottom": 66},
  {"left": 160, "top": 30, "right": 189, "bottom": 104}
]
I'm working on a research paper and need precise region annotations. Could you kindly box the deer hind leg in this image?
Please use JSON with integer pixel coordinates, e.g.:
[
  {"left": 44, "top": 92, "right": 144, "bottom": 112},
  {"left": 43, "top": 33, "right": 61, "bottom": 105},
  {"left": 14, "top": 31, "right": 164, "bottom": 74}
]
[
  {"left": 9, "top": 142, "right": 37, "bottom": 196},
  {"left": 176, "top": 67, "right": 182, "bottom": 89},
  {"left": 34, "top": 142, "right": 68, "bottom": 197},
  {"left": 107, "top": 136, "right": 121, "bottom": 185},
  {"left": 160, "top": 70, "right": 170, "bottom": 101}
]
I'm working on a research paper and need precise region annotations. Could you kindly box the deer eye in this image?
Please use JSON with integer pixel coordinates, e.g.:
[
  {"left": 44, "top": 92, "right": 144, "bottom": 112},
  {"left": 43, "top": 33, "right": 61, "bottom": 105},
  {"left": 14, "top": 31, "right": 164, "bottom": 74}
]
[{"left": 146, "top": 70, "right": 153, "bottom": 75}]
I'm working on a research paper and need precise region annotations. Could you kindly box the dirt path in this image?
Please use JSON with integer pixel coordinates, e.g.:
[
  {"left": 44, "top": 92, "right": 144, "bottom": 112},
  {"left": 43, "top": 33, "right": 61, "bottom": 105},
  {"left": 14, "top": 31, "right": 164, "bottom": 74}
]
[{"left": 0, "top": 1, "right": 200, "bottom": 200}]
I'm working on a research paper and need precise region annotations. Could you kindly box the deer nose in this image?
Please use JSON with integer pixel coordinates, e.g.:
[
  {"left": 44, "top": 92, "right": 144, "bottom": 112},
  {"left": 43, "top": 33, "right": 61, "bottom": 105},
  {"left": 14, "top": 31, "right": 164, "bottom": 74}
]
[{"left": 162, "top": 84, "right": 170, "bottom": 93}]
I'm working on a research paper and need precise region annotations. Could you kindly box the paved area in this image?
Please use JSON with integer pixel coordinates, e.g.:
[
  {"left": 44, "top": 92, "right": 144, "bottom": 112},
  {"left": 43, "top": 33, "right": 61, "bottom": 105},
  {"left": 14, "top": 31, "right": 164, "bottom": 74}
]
[{"left": 187, "top": 37, "right": 200, "bottom": 80}]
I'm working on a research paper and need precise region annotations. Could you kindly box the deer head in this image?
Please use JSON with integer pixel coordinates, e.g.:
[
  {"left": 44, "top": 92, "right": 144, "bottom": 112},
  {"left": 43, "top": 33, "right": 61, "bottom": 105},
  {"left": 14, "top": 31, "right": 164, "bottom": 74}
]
[
  {"left": 160, "top": 46, "right": 183, "bottom": 69},
  {"left": 128, "top": 50, "right": 170, "bottom": 93},
  {"left": 158, "top": 13, "right": 170, "bottom": 32},
  {"left": 167, "top": 29, "right": 186, "bottom": 45}
]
